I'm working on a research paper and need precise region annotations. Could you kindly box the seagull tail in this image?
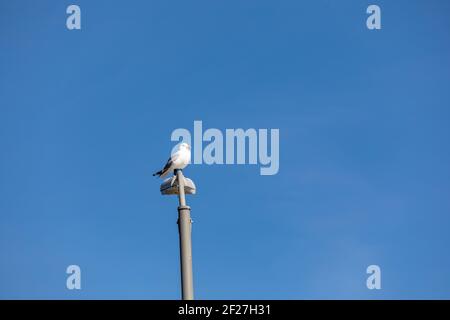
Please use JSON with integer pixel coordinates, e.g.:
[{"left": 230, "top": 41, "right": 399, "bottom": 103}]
[
  {"left": 159, "top": 169, "right": 170, "bottom": 178},
  {"left": 153, "top": 170, "right": 162, "bottom": 177}
]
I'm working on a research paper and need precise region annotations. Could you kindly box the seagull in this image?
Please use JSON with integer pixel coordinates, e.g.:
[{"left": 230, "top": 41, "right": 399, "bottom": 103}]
[{"left": 153, "top": 143, "right": 191, "bottom": 178}]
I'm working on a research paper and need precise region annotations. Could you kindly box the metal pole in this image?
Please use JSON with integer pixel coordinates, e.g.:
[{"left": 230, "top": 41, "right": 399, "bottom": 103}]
[{"left": 175, "top": 169, "right": 194, "bottom": 300}]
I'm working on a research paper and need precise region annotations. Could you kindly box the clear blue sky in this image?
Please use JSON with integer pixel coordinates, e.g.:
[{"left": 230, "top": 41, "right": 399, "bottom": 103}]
[{"left": 1, "top": 0, "right": 450, "bottom": 299}]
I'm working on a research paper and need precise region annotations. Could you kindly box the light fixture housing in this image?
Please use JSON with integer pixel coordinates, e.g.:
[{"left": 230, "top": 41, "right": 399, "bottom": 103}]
[{"left": 160, "top": 175, "right": 196, "bottom": 195}]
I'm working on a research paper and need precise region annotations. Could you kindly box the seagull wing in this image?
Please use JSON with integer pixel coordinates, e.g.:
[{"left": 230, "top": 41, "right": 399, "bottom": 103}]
[{"left": 153, "top": 152, "right": 180, "bottom": 178}]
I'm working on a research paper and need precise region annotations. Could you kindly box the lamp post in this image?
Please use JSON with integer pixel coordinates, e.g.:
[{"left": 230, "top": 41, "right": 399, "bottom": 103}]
[{"left": 160, "top": 169, "right": 196, "bottom": 300}]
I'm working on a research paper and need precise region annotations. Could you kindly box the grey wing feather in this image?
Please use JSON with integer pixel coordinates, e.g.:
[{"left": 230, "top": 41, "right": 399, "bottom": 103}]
[
  {"left": 161, "top": 157, "right": 173, "bottom": 172},
  {"left": 153, "top": 153, "right": 179, "bottom": 177}
]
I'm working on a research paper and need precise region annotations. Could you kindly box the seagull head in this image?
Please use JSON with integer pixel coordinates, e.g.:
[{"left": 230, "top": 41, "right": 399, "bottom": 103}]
[{"left": 179, "top": 143, "right": 191, "bottom": 151}]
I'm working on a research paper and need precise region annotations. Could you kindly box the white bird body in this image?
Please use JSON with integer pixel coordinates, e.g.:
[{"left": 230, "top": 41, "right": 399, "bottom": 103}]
[{"left": 153, "top": 143, "right": 191, "bottom": 178}]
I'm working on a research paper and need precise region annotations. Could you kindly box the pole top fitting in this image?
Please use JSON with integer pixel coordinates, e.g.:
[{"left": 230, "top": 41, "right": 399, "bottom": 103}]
[{"left": 160, "top": 175, "right": 196, "bottom": 195}]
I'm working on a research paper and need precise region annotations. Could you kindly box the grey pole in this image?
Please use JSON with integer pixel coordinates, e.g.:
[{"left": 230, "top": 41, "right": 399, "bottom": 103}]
[{"left": 175, "top": 169, "right": 194, "bottom": 300}]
